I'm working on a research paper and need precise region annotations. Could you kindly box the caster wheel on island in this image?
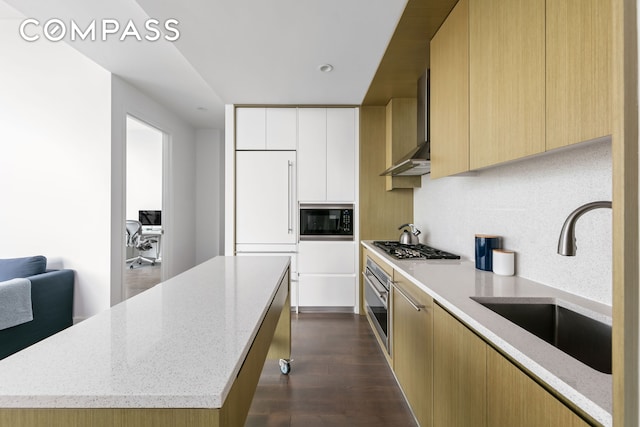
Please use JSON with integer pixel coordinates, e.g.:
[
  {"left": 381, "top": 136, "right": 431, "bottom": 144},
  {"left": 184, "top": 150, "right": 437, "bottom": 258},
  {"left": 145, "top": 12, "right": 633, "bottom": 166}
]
[{"left": 279, "top": 359, "right": 291, "bottom": 375}]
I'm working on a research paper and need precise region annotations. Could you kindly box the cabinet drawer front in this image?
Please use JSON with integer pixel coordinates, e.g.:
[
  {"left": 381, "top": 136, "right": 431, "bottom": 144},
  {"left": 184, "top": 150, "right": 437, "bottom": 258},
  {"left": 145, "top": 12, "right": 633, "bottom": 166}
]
[
  {"left": 298, "top": 241, "right": 355, "bottom": 274},
  {"left": 298, "top": 275, "right": 355, "bottom": 307}
]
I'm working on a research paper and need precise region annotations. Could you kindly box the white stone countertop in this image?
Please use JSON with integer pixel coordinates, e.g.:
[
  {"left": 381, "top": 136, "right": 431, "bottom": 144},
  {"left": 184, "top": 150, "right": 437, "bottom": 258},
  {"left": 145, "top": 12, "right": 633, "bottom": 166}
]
[
  {"left": 0, "top": 256, "right": 290, "bottom": 409},
  {"left": 362, "top": 241, "right": 612, "bottom": 427}
]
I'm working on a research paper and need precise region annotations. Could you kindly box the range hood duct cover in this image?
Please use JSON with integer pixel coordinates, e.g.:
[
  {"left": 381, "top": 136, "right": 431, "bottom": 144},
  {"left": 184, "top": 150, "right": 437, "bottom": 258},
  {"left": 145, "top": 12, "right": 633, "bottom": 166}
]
[{"left": 380, "top": 141, "right": 431, "bottom": 176}]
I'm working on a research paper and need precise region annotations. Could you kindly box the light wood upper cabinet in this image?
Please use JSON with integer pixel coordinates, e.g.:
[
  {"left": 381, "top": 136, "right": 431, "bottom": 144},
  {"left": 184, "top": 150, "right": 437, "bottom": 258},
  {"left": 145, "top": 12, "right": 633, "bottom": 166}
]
[
  {"left": 236, "top": 107, "right": 297, "bottom": 150},
  {"left": 430, "top": 0, "right": 469, "bottom": 179},
  {"left": 433, "top": 304, "right": 487, "bottom": 427},
  {"left": 385, "top": 98, "right": 421, "bottom": 190},
  {"left": 486, "top": 346, "right": 590, "bottom": 426},
  {"left": 545, "top": 0, "right": 612, "bottom": 150},
  {"left": 392, "top": 271, "right": 433, "bottom": 427},
  {"left": 469, "top": 0, "right": 545, "bottom": 169}
]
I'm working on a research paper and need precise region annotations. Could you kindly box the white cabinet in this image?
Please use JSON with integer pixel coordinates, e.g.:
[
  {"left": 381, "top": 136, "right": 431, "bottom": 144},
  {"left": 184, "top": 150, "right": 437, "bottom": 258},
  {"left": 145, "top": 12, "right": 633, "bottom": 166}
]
[
  {"left": 298, "top": 275, "right": 355, "bottom": 307},
  {"left": 298, "top": 108, "right": 356, "bottom": 202},
  {"left": 298, "top": 241, "right": 356, "bottom": 309},
  {"left": 235, "top": 151, "right": 296, "bottom": 245},
  {"left": 298, "top": 241, "right": 355, "bottom": 273},
  {"left": 298, "top": 108, "right": 327, "bottom": 200},
  {"left": 235, "top": 107, "right": 297, "bottom": 150},
  {"left": 326, "top": 108, "right": 356, "bottom": 201}
]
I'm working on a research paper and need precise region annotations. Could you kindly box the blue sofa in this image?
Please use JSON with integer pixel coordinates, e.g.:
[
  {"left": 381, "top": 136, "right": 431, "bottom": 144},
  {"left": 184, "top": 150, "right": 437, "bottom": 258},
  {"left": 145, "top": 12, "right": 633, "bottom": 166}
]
[{"left": 0, "top": 256, "right": 74, "bottom": 360}]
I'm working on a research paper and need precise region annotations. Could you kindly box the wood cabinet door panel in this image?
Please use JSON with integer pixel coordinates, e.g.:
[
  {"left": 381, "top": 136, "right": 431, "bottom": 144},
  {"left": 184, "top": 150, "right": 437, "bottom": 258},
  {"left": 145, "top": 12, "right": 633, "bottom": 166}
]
[
  {"left": 469, "top": 0, "right": 545, "bottom": 169},
  {"left": 434, "top": 304, "right": 487, "bottom": 427},
  {"left": 392, "top": 272, "right": 433, "bottom": 427},
  {"left": 546, "top": 0, "right": 611, "bottom": 150},
  {"left": 487, "top": 347, "right": 590, "bottom": 426},
  {"left": 430, "top": 0, "right": 470, "bottom": 178}
]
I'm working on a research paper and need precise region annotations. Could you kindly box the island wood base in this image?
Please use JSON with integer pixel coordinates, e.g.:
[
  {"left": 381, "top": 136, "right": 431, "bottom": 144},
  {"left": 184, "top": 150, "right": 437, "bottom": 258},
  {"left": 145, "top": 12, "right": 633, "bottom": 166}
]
[{"left": 0, "top": 270, "right": 291, "bottom": 427}]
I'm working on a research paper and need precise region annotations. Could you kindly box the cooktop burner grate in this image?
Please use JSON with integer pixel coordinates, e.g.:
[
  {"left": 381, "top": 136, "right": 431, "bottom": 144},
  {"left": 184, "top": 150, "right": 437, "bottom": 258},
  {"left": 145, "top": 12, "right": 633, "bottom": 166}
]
[{"left": 373, "top": 241, "right": 461, "bottom": 260}]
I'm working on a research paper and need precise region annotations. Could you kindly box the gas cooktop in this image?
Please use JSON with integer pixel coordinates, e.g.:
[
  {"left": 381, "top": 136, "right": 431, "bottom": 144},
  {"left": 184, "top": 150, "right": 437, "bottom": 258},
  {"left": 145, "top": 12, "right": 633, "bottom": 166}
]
[{"left": 373, "top": 241, "right": 461, "bottom": 260}]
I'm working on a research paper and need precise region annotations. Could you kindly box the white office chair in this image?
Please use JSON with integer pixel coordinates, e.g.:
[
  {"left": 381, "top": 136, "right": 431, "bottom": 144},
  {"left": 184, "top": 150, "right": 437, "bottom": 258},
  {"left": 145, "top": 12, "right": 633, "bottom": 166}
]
[{"left": 125, "top": 220, "right": 158, "bottom": 269}]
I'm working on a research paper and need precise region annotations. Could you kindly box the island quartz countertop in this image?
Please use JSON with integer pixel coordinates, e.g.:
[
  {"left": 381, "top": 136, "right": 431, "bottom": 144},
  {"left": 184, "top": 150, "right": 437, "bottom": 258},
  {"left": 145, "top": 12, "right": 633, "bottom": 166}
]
[{"left": 0, "top": 256, "right": 290, "bottom": 409}]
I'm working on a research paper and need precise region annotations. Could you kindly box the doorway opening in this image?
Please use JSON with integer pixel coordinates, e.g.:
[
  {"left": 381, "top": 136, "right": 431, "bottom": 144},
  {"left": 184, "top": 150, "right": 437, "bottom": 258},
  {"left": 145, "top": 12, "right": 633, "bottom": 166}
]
[{"left": 124, "top": 116, "right": 166, "bottom": 299}]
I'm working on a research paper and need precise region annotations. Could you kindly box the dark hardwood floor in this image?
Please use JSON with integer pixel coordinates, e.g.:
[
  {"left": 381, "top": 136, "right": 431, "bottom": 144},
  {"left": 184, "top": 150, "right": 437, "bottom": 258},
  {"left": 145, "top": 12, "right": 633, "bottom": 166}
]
[{"left": 246, "top": 313, "right": 417, "bottom": 427}]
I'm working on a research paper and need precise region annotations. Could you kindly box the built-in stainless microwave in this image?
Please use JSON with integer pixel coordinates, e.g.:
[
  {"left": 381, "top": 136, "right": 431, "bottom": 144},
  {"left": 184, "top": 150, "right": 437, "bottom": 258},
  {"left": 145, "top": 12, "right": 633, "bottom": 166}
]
[{"left": 299, "top": 204, "right": 354, "bottom": 241}]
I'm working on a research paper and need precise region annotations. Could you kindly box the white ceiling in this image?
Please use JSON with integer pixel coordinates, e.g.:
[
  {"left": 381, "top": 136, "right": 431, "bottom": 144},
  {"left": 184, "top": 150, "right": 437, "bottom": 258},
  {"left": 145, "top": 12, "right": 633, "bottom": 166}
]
[{"left": 2, "top": 0, "right": 407, "bottom": 129}]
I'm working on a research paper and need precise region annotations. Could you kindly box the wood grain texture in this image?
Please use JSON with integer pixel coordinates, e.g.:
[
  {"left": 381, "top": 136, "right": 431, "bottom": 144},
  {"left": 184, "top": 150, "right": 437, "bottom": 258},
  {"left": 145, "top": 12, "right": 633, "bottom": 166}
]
[
  {"left": 362, "top": 0, "right": 459, "bottom": 105},
  {"left": 220, "top": 270, "right": 290, "bottom": 426},
  {"left": 486, "top": 347, "right": 590, "bottom": 426},
  {"left": 546, "top": 0, "right": 612, "bottom": 150},
  {"left": 469, "top": 0, "right": 545, "bottom": 169},
  {"left": 359, "top": 107, "right": 413, "bottom": 313},
  {"left": 433, "top": 304, "right": 487, "bottom": 427},
  {"left": 0, "top": 409, "right": 219, "bottom": 427},
  {"left": 430, "top": 0, "right": 470, "bottom": 178},
  {"left": 611, "top": 0, "right": 639, "bottom": 425},
  {"left": 392, "top": 271, "right": 434, "bottom": 427},
  {"left": 0, "top": 271, "right": 291, "bottom": 427},
  {"left": 385, "top": 98, "right": 421, "bottom": 190}
]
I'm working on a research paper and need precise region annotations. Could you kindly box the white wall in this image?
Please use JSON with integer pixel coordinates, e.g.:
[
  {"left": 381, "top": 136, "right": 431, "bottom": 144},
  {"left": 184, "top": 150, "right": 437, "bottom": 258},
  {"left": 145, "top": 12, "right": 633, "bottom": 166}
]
[
  {"left": 0, "top": 20, "right": 112, "bottom": 320},
  {"left": 195, "top": 129, "right": 224, "bottom": 264},
  {"left": 414, "top": 139, "right": 612, "bottom": 305},
  {"left": 111, "top": 76, "right": 197, "bottom": 305},
  {"left": 126, "top": 117, "right": 163, "bottom": 221}
]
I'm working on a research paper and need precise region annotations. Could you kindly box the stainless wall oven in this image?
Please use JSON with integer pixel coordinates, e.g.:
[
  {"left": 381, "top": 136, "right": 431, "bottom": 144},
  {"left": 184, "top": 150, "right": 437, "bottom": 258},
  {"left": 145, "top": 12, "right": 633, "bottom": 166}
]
[
  {"left": 299, "top": 204, "right": 353, "bottom": 241},
  {"left": 363, "top": 256, "right": 391, "bottom": 355}
]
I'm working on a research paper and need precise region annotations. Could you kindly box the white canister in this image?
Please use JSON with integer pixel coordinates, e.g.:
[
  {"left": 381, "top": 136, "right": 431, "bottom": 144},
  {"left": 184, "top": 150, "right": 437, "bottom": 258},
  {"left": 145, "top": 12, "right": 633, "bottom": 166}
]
[{"left": 492, "top": 249, "right": 515, "bottom": 276}]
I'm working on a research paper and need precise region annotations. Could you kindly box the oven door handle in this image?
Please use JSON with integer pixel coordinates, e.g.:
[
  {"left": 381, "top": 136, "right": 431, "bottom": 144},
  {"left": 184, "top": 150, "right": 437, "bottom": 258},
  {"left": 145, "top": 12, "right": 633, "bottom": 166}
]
[
  {"left": 362, "top": 271, "right": 388, "bottom": 302},
  {"left": 391, "top": 281, "right": 425, "bottom": 311}
]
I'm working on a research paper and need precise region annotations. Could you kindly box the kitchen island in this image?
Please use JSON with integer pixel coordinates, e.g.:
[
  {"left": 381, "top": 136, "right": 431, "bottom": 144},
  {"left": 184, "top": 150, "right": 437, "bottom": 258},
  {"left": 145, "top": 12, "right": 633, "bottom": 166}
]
[{"left": 0, "top": 256, "right": 291, "bottom": 427}]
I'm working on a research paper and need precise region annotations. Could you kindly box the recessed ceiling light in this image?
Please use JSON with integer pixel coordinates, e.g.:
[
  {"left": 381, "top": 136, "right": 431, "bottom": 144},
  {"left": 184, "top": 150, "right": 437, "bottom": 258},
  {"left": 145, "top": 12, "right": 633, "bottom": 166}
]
[
  {"left": 197, "top": 106, "right": 208, "bottom": 111},
  {"left": 319, "top": 64, "right": 334, "bottom": 73}
]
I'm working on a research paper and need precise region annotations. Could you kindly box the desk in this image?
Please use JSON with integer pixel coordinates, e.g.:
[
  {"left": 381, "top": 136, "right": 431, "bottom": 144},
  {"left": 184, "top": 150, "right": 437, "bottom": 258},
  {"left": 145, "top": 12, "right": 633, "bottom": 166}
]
[
  {"left": 0, "top": 256, "right": 291, "bottom": 427},
  {"left": 141, "top": 228, "right": 163, "bottom": 261}
]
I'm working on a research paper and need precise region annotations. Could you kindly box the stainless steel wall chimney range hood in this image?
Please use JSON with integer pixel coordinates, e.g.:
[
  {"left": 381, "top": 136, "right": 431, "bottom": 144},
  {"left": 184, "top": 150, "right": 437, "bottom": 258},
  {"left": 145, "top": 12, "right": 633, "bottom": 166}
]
[
  {"left": 380, "top": 70, "right": 431, "bottom": 177},
  {"left": 380, "top": 141, "right": 430, "bottom": 176}
]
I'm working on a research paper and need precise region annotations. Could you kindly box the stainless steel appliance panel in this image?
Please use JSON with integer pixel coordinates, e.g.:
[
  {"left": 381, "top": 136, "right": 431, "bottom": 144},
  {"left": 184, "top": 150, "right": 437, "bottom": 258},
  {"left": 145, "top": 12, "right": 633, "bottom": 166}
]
[
  {"left": 363, "top": 256, "right": 391, "bottom": 355},
  {"left": 299, "top": 204, "right": 353, "bottom": 241}
]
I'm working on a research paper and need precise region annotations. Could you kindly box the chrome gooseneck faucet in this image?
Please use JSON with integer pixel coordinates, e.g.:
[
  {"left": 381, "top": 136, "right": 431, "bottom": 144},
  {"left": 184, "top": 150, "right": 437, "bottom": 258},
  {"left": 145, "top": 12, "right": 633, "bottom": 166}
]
[{"left": 557, "top": 201, "right": 612, "bottom": 256}]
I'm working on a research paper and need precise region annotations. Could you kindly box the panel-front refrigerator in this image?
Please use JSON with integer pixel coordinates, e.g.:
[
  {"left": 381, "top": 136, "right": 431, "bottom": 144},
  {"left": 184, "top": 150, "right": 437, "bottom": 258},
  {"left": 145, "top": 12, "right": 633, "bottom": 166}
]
[{"left": 235, "top": 150, "right": 299, "bottom": 308}]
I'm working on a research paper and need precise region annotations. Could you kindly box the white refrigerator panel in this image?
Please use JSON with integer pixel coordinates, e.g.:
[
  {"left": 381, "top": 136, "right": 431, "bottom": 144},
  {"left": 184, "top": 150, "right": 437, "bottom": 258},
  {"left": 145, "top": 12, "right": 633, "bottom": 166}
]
[{"left": 236, "top": 151, "right": 296, "bottom": 244}]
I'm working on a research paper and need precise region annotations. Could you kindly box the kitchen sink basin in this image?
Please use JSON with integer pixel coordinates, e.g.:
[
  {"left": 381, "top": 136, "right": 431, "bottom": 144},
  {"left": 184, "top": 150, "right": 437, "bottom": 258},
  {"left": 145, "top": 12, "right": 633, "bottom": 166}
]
[{"left": 471, "top": 297, "right": 612, "bottom": 374}]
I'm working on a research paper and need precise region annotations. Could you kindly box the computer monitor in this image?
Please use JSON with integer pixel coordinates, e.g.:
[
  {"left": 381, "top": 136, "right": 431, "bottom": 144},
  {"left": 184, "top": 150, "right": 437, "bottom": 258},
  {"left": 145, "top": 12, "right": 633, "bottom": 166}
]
[{"left": 139, "top": 210, "right": 161, "bottom": 226}]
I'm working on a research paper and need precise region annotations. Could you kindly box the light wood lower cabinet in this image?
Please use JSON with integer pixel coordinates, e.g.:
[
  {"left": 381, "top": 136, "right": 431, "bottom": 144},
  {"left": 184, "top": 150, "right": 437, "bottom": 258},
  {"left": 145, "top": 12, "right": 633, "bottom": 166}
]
[
  {"left": 433, "top": 303, "right": 487, "bottom": 427},
  {"left": 486, "top": 346, "right": 590, "bottom": 427},
  {"left": 392, "top": 271, "right": 433, "bottom": 427},
  {"left": 370, "top": 267, "right": 595, "bottom": 427}
]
